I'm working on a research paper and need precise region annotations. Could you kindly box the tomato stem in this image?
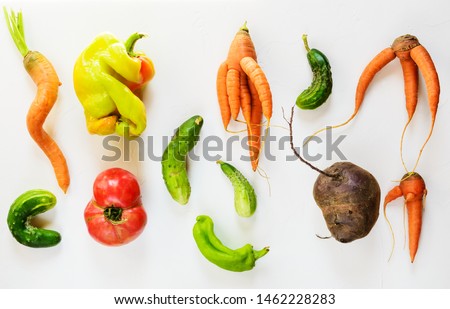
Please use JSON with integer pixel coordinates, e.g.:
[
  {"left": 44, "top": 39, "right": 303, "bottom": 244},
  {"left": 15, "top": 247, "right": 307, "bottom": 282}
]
[{"left": 104, "top": 206, "right": 123, "bottom": 222}]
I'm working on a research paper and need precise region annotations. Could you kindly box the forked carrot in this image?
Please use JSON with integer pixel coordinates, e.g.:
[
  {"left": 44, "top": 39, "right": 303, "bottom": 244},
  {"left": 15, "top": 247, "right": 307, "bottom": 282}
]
[
  {"left": 384, "top": 172, "right": 427, "bottom": 263},
  {"left": 306, "top": 35, "right": 440, "bottom": 176},
  {"left": 216, "top": 22, "right": 272, "bottom": 171},
  {"left": 4, "top": 7, "right": 70, "bottom": 193}
]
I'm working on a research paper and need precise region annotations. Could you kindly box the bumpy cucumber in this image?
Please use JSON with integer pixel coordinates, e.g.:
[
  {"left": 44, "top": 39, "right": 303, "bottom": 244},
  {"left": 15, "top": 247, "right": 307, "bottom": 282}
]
[
  {"left": 162, "top": 115, "right": 203, "bottom": 205},
  {"left": 217, "top": 160, "right": 257, "bottom": 217},
  {"left": 7, "top": 189, "right": 61, "bottom": 248},
  {"left": 296, "top": 34, "right": 332, "bottom": 110}
]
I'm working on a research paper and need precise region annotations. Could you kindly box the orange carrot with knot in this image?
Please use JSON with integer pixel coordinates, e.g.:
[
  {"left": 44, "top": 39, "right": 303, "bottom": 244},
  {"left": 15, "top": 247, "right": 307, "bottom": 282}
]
[
  {"left": 4, "top": 7, "right": 70, "bottom": 193},
  {"left": 384, "top": 172, "right": 427, "bottom": 263}
]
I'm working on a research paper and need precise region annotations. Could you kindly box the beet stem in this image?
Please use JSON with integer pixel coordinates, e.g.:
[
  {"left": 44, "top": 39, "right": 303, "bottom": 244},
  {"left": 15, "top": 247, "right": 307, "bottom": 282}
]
[{"left": 285, "top": 105, "right": 338, "bottom": 179}]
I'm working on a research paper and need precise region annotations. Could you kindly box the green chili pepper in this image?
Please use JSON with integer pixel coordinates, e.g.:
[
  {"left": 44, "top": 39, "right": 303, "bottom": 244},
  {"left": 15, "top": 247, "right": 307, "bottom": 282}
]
[
  {"left": 296, "top": 34, "right": 332, "bottom": 110},
  {"left": 162, "top": 115, "right": 204, "bottom": 205},
  {"left": 73, "top": 32, "right": 155, "bottom": 137},
  {"left": 7, "top": 190, "right": 61, "bottom": 248},
  {"left": 217, "top": 160, "right": 257, "bottom": 217},
  {"left": 193, "top": 215, "right": 269, "bottom": 272}
]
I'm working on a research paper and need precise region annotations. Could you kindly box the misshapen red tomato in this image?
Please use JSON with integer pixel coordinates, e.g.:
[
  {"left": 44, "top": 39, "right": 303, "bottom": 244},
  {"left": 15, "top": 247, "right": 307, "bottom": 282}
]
[{"left": 84, "top": 168, "right": 147, "bottom": 246}]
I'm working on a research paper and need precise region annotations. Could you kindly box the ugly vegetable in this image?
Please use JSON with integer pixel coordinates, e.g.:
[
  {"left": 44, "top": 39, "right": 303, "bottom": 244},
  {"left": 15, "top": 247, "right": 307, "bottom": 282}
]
[
  {"left": 296, "top": 34, "right": 333, "bottom": 110},
  {"left": 73, "top": 32, "right": 155, "bottom": 136},
  {"left": 384, "top": 172, "right": 427, "bottom": 263},
  {"left": 307, "top": 35, "right": 439, "bottom": 173},
  {"left": 84, "top": 168, "right": 147, "bottom": 246},
  {"left": 162, "top": 115, "right": 204, "bottom": 205},
  {"left": 4, "top": 8, "right": 70, "bottom": 193},
  {"left": 314, "top": 162, "right": 380, "bottom": 242},
  {"left": 286, "top": 106, "right": 380, "bottom": 242},
  {"left": 193, "top": 215, "right": 269, "bottom": 272},
  {"left": 8, "top": 189, "right": 61, "bottom": 248},
  {"left": 217, "top": 160, "right": 257, "bottom": 217},
  {"left": 216, "top": 22, "right": 272, "bottom": 171}
]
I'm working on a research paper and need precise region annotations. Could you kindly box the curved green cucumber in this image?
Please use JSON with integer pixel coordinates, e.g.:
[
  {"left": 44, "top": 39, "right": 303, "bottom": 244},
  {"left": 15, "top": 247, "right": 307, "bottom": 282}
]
[
  {"left": 296, "top": 34, "right": 332, "bottom": 110},
  {"left": 162, "top": 115, "right": 203, "bottom": 205},
  {"left": 193, "top": 215, "right": 269, "bottom": 272},
  {"left": 7, "top": 189, "right": 61, "bottom": 248},
  {"left": 217, "top": 160, "right": 257, "bottom": 217}
]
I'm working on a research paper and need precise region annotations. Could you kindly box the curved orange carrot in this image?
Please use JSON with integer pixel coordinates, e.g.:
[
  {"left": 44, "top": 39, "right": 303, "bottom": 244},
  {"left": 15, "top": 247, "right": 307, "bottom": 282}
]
[
  {"left": 340, "top": 47, "right": 396, "bottom": 126},
  {"left": 395, "top": 50, "right": 418, "bottom": 172},
  {"left": 216, "top": 61, "right": 231, "bottom": 129},
  {"left": 240, "top": 56, "right": 272, "bottom": 122},
  {"left": 352, "top": 48, "right": 396, "bottom": 117},
  {"left": 240, "top": 56, "right": 272, "bottom": 171},
  {"left": 25, "top": 52, "right": 70, "bottom": 192},
  {"left": 4, "top": 8, "right": 70, "bottom": 193},
  {"left": 305, "top": 47, "right": 396, "bottom": 144},
  {"left": 410, "top": 45, "right": 440, "bottom": 171},
  {"left": 384, "top": 172, "right": 427, "bottom": 263}
]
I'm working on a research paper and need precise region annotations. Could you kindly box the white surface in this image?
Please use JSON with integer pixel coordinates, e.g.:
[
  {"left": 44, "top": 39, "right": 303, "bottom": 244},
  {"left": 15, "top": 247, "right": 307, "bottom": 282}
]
[{"left": 0, "top": 0, "right": 449, "bottom": 289}]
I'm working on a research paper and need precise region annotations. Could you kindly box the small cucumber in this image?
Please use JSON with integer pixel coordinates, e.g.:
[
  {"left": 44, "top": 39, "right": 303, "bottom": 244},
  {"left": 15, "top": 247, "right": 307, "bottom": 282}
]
[
  {"left": 217, "top": 160, "right": 257, "bottom": 217},
  {"left": 7, "top": 189, "right": 61, "bottom": 248},
  {"left": 296, "top": 34, "right": 332, "bottom": 110}
]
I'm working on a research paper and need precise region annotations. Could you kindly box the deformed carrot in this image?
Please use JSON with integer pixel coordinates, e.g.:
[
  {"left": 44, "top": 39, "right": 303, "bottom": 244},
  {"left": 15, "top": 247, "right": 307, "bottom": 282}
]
[
  {"left": 306, "top": 35, "right": 440, "bottom": 176},
  {"left": 216, "top": 22, "right": 272, "bottom": 171},
  {"left": 384, "top": 172, "right": 427, "bottom": 263},
  {"left": 4, "top": 8, "right": 70, "bottom": 193}
]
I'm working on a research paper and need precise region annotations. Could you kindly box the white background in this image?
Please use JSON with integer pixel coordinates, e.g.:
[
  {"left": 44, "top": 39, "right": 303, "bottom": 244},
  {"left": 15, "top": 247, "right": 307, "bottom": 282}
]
[{"left": 0, "top": 0, "right": 449, "bottom": 289}]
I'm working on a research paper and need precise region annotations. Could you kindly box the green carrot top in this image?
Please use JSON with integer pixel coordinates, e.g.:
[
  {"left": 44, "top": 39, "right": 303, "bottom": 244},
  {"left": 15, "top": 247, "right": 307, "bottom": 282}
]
[{"left": 3, "top": 7, "right": 29, "bottom": 57}]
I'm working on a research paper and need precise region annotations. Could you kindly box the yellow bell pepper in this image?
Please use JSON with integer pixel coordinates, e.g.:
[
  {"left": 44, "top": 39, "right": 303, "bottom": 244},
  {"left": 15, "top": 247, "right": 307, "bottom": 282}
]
[{"left": 74, "top": 32, "right": 154, "bottom": 136}]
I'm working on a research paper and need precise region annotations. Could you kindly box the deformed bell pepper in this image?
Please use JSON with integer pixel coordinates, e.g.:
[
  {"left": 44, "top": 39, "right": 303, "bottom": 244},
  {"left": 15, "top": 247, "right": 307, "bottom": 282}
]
[{"left": 73, "top": 32, "right": 155, "bottom": 136}]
